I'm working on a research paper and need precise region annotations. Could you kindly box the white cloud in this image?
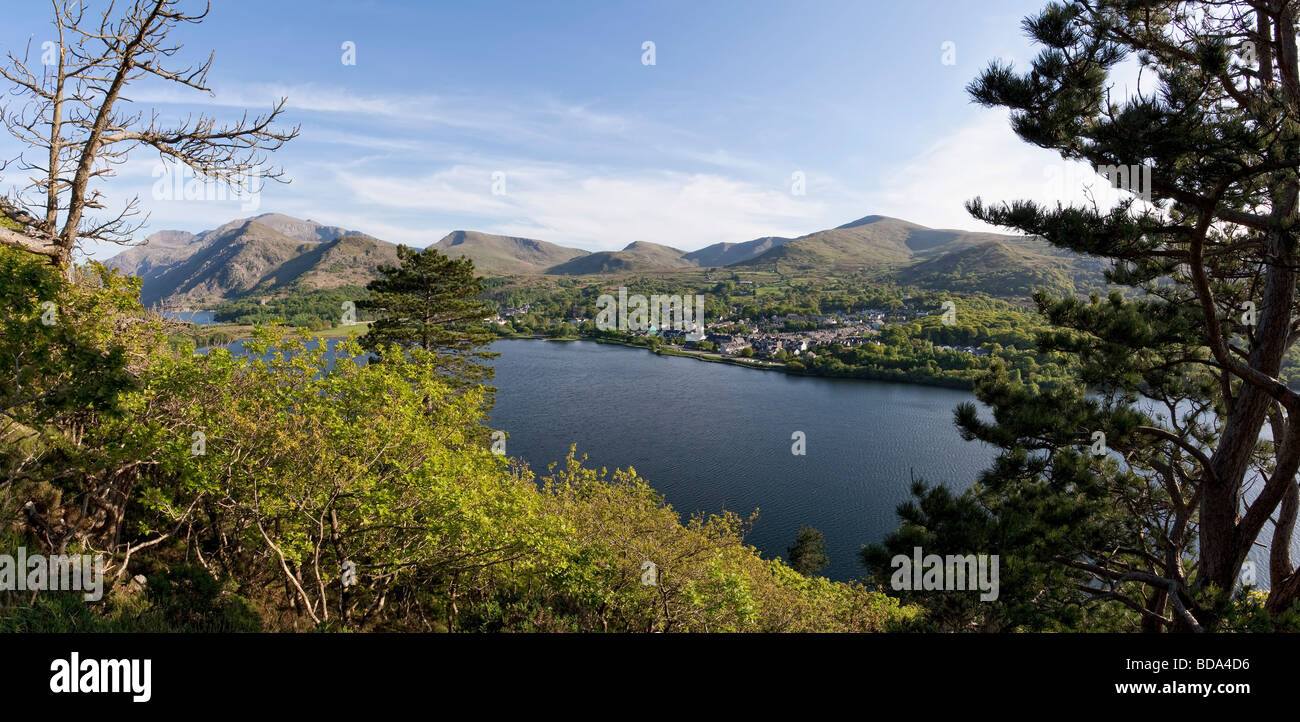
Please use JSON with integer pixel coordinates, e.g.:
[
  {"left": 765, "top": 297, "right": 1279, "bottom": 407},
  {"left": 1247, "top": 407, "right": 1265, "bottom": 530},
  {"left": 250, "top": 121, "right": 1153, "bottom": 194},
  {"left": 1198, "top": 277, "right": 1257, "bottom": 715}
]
[
  {"left": 327, "top": 162, "right": 828, "bottom": 250},
  {"left": 72, "top": 108, "right": 1150, "bottom": 263},
  {"left": 861, "top": 111, "right": 1136, "bottom": 232},
  {"left": 68, "top": 63, "right": 1161, "bottom": 263},
  {"left": 334, "top": 164, "right": 515, "bottom": 217},
  {"left": 127, "top": 81, "right": 652, "bottom": 143}
]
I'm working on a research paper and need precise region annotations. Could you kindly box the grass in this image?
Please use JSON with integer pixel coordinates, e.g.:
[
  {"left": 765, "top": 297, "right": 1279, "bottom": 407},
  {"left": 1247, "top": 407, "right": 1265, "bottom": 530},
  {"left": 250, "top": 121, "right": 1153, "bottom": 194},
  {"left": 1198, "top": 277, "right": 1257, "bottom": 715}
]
[{"left": 313, "top": 321, "right": 372, "bottom": 338}]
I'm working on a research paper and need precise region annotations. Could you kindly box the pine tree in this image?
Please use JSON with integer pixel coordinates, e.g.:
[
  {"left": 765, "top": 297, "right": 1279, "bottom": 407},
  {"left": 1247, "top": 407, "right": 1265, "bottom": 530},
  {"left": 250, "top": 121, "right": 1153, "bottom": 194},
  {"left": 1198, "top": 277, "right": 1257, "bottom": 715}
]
[
  {"left": 359, "top": 245, "right": 497, "bottom": 383},
  {"left": 787, "top": 526, "right": 829, "bottom": 576},
  {"left": 907, "top": 0, "right": 1300, "bottom": 631}
]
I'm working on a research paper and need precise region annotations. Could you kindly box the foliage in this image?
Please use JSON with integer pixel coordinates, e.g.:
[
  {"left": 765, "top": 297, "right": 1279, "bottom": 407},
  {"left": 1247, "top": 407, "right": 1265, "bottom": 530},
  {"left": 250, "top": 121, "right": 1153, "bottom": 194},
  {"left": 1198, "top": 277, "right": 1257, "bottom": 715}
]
[
  {"left": 211, "top": 286, "right": 371, "bottom": 330},
  {"left": 787, "top": 526, "right": 829, "bottom": 577},
  {"left": 0, "top": 254, "right": 919, "bottom": 633},
  {"left": 877, "top": 0, "right": 1300, "bottom": 632},
  {"left": 359, "top": 245, "right": 497, "bottom": 384},
  {"left": 0, "top": 249, "right": 162, "bottom": 555}
]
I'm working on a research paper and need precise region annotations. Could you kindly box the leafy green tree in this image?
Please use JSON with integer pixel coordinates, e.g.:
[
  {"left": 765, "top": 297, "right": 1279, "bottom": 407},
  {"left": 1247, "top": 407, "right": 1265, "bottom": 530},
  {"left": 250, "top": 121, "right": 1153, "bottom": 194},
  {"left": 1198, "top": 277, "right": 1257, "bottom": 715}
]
[
  {"left": 0, "top": 249, "right": 157, "bottom": 556},
  {"left": 525, "top": 450, "right": 915, "bottom": 632},
  {"left": 787, "top": 526, "right": 829, "bottom": 576},
  {"left": 359, "top": 246, "right": 498, "bottom": 382},
  {"left": 140, "top": 329, "right": 556, "bottom": 630},
  {"left": 890, "top": 0, "right": 1300, "bottom": 631}
]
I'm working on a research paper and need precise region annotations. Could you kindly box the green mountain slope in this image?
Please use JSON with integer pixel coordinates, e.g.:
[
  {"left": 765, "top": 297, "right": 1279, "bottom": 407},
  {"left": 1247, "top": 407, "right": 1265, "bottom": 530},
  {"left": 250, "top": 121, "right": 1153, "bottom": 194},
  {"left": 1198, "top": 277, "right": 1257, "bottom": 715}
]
[
  {"left": 682, "top": 236, "right": 792, "bottom": 266},
  {"left": 739, "top": 215, "right": 1019, "bottom": 270},
  {"left": 431, "top": 230, "right": 589, "bottom": 275},
  {"left": 896, "top": 240, "right": 1079, "bottom": 296},
  {"left": 131, "top": 220, "right": 399, "bottom": 305},
  {"left": 546, "top": 240, "right": 697, "bottom": 274},
  {"left": 108, "top": 212, "right": 1104, "bottom": 306}
]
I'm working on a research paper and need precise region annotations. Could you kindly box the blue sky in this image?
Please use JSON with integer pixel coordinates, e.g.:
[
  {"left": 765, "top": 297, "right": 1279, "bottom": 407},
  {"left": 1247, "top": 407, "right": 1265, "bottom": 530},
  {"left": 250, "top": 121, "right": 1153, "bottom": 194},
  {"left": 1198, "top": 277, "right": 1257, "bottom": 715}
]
[{"left": 0, "top": 0, "right": 1137, "bottom": 259}]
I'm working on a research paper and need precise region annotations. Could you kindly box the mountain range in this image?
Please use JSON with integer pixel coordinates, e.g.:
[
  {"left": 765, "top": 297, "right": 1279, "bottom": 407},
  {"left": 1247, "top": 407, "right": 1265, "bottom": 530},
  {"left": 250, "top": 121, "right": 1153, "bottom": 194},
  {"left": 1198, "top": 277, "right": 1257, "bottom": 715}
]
[
  {"left": 108, "top": 214, "right": 397, "bottom": 306},
  {"left": 107, "top": 212, "right": 1100, "bottom": 306}
]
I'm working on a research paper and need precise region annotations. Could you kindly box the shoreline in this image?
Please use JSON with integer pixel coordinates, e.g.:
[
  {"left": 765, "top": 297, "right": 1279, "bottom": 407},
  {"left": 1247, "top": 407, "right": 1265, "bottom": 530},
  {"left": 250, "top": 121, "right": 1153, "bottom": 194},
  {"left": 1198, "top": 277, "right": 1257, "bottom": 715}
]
[
  {"left": 181, "top": 325, "right": 977, "bottom": 391},
  {"left": 497, "top": 333, "right": 977, "bottom": 391}
]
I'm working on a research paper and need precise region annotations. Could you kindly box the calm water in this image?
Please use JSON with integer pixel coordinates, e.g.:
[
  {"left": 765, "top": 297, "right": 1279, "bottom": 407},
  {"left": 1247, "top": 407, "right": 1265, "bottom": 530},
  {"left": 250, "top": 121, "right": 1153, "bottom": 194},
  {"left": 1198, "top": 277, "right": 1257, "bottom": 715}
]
[
  {"left": 486, "top": 339, "right": 994, "bottom": 582},
  {"left": 210, "top": 336, "right": 995, "bottom": 582},
  {"left": 163, "top": 310, "right": 215, "bottom": 325},
  {"left": 206, "top": 336, "right": 1292, "bottom": 586}
]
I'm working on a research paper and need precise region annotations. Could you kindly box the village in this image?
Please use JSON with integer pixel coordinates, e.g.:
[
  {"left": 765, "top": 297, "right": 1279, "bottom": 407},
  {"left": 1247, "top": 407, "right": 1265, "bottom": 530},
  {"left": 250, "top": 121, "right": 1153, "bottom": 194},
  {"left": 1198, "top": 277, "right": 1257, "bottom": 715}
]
[
  {"left": 693, "top": 310, "right": 985, "bottom": 360},
  {"left": 488, "top": 299, "right": 992, "bottom": 361}
]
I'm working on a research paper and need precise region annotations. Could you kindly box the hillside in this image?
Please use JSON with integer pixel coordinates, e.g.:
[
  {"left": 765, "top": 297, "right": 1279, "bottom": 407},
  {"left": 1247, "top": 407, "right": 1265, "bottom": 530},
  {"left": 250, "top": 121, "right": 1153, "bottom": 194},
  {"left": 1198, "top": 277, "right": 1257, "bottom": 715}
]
[
  {"left": 896, "top": 240, "right": 1080, "bottom": 296},
  {"left": 236, "top": 212, "right": 361, "bottom": 244},
  {"left": 546, "top": 240, "right": 698, "bottom": 274},
  {"left": 123, "top": 220, "right": 398, "bottom": 305},
  {"left": 108, "top": 211, "right": 1100, "bottom": 306},
  {"left": 107, "top": 229, "right": 202, "bottom": 283},
  {"left": 431, "top": 230, "right": 589, "bottom": 275},
  {"left": 738, "top": 215, "right": 1020, "bottom": 270},
  {"left": 108, "top": 213, "right": 381, "bottom": 305},
  {"left": 137, "top": 221, "right": 315, "bottom": 305},
  {"left": 266, "top": 233, "right": 400, "bottom": 291},
  {"left": 682, "top": 235, "right": 791, "bottom": 266}
]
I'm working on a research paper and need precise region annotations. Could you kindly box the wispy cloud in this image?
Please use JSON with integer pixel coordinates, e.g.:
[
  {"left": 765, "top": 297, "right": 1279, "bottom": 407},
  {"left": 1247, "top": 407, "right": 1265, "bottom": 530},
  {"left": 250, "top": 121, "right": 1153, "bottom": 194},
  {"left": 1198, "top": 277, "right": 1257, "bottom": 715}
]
[
  {"left": 860, "top": 111, "right": 1135, "bottom": 232},
  {"left": 128, "top": 82, "right": 650, "bottom": 143},
  {"left": 70, "top": 105, "right": 1144, "bottom": 262},
  {"left": 79, "top": 80, "right": 849, "bottom": 254},
  {"left": 328, "top": 162, "right": 829, "bottom": 250},
  {"left": 69, "top": 73, "right": 1159, "bottom": 260}
]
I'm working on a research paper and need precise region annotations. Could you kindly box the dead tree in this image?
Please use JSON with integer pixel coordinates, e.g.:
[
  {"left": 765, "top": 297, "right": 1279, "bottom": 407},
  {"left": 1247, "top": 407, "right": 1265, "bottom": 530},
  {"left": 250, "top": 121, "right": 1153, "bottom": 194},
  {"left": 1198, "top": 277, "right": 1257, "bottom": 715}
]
[{"left": 0, "top": 0, "right": 298, "bottom": 278}]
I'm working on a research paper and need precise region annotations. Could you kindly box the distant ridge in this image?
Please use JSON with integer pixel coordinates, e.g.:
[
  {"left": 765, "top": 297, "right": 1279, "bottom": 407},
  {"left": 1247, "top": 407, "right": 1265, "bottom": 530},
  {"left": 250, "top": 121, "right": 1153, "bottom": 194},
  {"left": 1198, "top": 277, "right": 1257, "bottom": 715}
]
[
  {"left": 546, "top": 240, "right": 696, "bottom": 275},
  {"left": 732, "top": 215, "right": 1023, "bottom": 270},
  {"left": 896, "top": 239, "right": 1077, "bottom": 296},
  {"left": 107, "top": 212, "right": 1102, "bottom": 306},
  {"left": 107, "top": 214, "right": 395, "bottom": 306},
  {"left": 430, "top": 230, "right": 588, "bottom": 275},
  {"left": 682, "top": 236, "right": 792, "bottom": 266}
]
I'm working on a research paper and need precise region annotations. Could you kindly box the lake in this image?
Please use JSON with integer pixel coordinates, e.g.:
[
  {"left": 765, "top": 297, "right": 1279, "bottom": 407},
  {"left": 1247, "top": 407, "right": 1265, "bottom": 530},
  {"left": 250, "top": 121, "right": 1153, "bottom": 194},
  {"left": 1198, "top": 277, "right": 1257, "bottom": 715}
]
[
  {"left": 486, "top": 339, "right": 994, "bottom": 582},
  {"left": 210, "top": 336, "right": 994, "bottom": 582},
  {"left": 206, "top": 336, "right": 1289, "bottom": 586},
  {"left": 162, "top": 310, "right": 215, "bottom": 325}
]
